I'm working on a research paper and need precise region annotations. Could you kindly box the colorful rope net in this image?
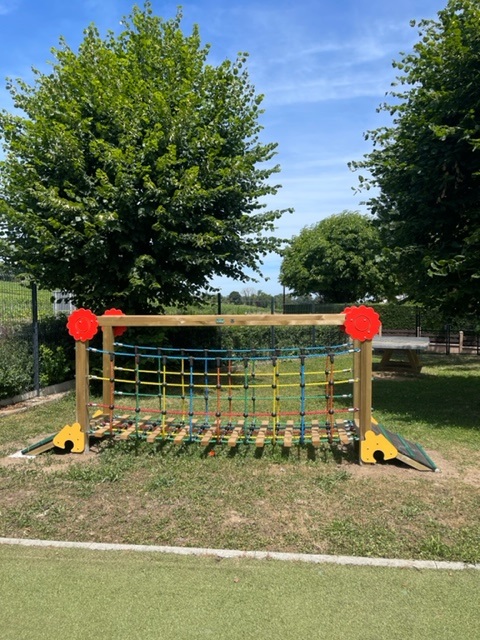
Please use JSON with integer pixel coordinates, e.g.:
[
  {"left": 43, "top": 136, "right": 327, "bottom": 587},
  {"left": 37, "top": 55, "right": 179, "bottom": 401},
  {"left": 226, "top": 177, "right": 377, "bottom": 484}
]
[{"left": 88, "top": 341, "right": 360, "bottom": 447}]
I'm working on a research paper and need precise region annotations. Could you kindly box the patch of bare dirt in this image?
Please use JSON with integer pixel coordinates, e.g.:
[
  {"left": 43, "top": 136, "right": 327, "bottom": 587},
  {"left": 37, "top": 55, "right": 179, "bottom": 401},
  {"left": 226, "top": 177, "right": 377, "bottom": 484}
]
[
  {"left": 0, "top": 445, "right": 98, "bottom": 471},
  {"left": 342, "top": 448, "right": 480, "bottom": 487}
]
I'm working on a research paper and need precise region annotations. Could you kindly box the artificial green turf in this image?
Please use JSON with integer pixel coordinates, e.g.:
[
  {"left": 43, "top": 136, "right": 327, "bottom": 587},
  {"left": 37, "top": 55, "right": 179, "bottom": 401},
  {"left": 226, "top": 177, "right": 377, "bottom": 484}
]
[{"left": 1, "top": 544, "right": 478, "bottom": 640}]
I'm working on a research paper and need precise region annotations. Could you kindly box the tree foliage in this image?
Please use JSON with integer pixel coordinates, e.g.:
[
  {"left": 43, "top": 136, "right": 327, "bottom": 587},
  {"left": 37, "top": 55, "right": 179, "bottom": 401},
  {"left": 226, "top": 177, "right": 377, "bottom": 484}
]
[
  {"left": 279, "top": 211, "right": 387, "bottom": 303},
  {"left": 0, "top": 3, "right": 288, "bottom": 313},
  {"left": 350, "top": 0, "right": 480, "bottom": 318}
]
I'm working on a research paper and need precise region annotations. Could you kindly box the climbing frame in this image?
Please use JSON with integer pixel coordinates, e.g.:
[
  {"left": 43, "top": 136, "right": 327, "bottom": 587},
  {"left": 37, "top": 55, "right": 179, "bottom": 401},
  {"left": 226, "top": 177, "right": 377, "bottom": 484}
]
[{"left": 66, "top": 306, "right": 381, "bottom": 462}]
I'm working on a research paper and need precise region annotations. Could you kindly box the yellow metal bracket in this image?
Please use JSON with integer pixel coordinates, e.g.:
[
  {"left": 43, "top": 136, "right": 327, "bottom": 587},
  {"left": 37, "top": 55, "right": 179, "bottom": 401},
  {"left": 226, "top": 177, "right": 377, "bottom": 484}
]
[
  {"left": 53, "top": 422, "right": 87, "bottom": 453},
  {"left": 361, "top": 429, "right": 398, "bottom": 464}
]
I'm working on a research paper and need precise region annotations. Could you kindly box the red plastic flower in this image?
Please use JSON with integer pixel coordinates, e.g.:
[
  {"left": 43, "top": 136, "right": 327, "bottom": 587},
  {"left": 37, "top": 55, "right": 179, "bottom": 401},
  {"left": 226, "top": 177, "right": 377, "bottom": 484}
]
[
  {"left": 67, "top": 309, "right": 99, "bottom": 342},
  {"left": 102, "top": 308, "right": 127, "bottom": 337},
  {"left": 342, "top": 305, "right": 381, "bottom": 342}
]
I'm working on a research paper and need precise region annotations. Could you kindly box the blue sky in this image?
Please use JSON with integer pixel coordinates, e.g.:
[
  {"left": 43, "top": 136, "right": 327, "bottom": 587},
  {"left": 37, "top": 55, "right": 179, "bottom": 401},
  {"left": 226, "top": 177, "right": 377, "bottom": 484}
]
[{"left": 0, "top": 0, "right": 447, "bottom": 295}]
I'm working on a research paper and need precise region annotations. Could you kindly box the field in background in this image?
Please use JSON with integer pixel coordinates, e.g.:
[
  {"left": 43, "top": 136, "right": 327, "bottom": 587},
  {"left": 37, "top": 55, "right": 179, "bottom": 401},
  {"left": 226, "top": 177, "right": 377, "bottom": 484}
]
[{"left": 0, "top": 278, "right": 53, "bottom": 322}]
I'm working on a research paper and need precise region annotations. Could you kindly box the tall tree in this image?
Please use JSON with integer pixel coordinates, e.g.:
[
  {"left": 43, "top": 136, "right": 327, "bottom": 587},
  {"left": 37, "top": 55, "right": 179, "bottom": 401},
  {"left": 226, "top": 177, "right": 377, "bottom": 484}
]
[
  {"left": 279, "top": 211, "right": 388, "bottom": 303},
  {"left": 350, "top": 0, "right": 480, "bottom": 318},
  {"left": 0, "top": 4, "right": 289, "bottom": 313}
]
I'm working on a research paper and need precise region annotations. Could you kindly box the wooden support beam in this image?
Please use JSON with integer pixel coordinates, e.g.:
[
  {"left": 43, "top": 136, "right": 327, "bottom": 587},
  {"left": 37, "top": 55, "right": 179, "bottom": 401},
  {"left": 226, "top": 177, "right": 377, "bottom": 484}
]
[
  {"left": 255, "top": 423, "right": 269, "bottom": 448},
  {"left": 117, "top": 425, "right": 136, "bottom": 441},
  {"left": 174, "top": 427, "right": 189, "bottom": 445},
  {"left": 335, "top": 420, "right": 351, "bottom": 445},
  {"left": 281, "top": 420, "right": 294, "bottom": 448},
  {"left": 228, "top": 423, "right": 244, "bottom": 447},
  {"left": 136, "top": 416, "right": 152, "bottom": 431},
  {"left": 352, "top": 339, "right": 361, "bottom": 423},
  {"left": 91, "top": 425, "right": 113, "bottom": 437},
  {"left": 146, "top": 427, "right": 163, "bottom": 443},
  {"left": 102, "top": 326, "right": 114, "bottom": 413},
  {"left": 283, "top": 427, "right": 293, "bottom": 448},
  {"left": 97, "top": 313, "right": 346, "bottom": 328},
  {"left": 75, "top": 340, "right": 90, "bottom": 453},
  {"left": 200, "top": 427, "right": 216, "bottom": 446},
  {"left": 358, "top": 340, "right": 373, "bottom": 463}
]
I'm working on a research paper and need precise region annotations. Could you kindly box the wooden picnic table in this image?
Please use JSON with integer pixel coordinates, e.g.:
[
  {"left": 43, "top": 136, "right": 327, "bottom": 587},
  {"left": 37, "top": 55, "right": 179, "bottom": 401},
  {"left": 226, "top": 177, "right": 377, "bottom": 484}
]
[{"left": 372, "top": 336, "right": 430, "bottom": 373}]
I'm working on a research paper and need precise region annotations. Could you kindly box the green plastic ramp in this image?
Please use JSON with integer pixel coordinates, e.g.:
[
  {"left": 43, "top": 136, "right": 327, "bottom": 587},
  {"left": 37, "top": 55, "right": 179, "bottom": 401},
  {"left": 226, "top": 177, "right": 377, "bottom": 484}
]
[
  {"left": 20, "top": 434, "right": 56, "bottom": 456},
  {"left": 371, "top": 423, "right": 438, "bottom": 472}
]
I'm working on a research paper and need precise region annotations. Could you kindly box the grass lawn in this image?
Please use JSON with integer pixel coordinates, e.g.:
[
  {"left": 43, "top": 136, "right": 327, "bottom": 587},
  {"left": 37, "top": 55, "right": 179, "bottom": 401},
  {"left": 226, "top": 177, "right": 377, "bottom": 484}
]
[
  {"left": 0, "top": 354, "right": 479, "bottom": 565},
  {"left": 1, "top": 544, "right": 478, "bottom": 640}
]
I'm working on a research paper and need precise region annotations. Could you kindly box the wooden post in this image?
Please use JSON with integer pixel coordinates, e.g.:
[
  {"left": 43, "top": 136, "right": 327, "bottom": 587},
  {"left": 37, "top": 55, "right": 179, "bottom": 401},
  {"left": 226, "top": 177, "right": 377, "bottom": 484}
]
[
  {"left": 75, "top": 340, "right": 90, "bottom": 453},
  {"left": 102, "top": 326, "right": 115, "bottom": 411},
  {"left": 358, "top": 339, "right": 373, "bottom": 463},
  {"left": 352, "top": 339, "right": 361, "bottom": 423}
]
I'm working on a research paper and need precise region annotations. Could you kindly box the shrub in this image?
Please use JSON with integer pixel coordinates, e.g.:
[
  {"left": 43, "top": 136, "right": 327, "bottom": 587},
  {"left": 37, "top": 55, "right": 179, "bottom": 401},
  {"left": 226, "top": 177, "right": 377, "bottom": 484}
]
[
  {"left": 0, "top": 337, "right": 33, "bottom": 399},
  {"left": 39, "top": 344, "right": 71, "bottom": 387}
]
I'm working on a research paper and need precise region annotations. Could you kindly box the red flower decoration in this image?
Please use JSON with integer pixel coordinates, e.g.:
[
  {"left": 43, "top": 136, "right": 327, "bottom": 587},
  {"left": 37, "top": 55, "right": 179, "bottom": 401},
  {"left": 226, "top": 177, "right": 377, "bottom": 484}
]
[
  {"left": 103, "top": 308, "right": 127, "bottom": 337},
  {"left": 67, "top": 309, "right": 99, "bottom": 342},
  {"left": 342, "top": 305, "right": 381, "bottom": 342}
]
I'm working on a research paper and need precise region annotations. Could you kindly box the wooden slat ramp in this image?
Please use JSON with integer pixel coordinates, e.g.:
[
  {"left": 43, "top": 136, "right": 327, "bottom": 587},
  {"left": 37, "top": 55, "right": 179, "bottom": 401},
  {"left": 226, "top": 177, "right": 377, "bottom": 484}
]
[
  {"left": 370, "top": 422, "right": 438, "bottom": 472},
  {"left": 20, "top": 434, "right": 56, "bottom": 456}
]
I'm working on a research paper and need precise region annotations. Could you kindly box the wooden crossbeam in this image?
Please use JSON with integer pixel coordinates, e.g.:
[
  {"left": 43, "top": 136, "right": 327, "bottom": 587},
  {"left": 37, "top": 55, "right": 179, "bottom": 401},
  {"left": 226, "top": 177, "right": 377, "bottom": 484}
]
[
  {"left": 311, "top": 420, "right": 320, "bottom": 447},
  {"left": 174, "top": 419, "right": 199, "bottom": 445},
  {"left": 111, "top": 414, "right": 130, "bottom": 428},
  {"left": 117, "top": 426, "right": 136, "bottom": 440},
  {"left": 311, "top": 428, "right": 320, "bottom": 447},
  {"left": 335, "top": 420, "right": 351, "bottom": 445},
  {"left": 283, "top": 427, "right": 293, "bottom": 448},
  {"left": 255, "top": 422, "right": 269, "bottom": 448},
  {"left": 146, "top": 418, "right": 174, "bottom": 443},
  {"left": 174, "top": 427, "right": 189, "bottom": 445},
  {"left": 91, "top": 413, "right": 129, "bottom": 437},
  {"left": 146, "top": 427, "right": 163, "bottom": 443},
  {"left": 255, "top": 429, "right": 267, "bottom": 447},
  {"left": 91, "top": 426, "right": 111, "bottom": 437},
  {"left": 200, "top": 426, "right": 217, "bottom": 446},
  {"left": 98, "top": 313, "right": 346, "bottom": 328},
  {"left": 281, "top": 420, "right": 294, "bottom": 447},
  {"left": 138, "top": 416, "right": 152, "bottom": 430},
  {"left": 228, "top": 421, "right": 244, "bottom": 447}
]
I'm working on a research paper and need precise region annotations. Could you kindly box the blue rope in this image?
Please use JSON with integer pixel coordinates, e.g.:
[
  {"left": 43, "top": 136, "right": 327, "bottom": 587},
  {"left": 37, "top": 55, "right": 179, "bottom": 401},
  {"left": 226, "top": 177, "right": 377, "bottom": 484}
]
[{"left": 299, "top": 355, "right": 306, "bottom": 443}]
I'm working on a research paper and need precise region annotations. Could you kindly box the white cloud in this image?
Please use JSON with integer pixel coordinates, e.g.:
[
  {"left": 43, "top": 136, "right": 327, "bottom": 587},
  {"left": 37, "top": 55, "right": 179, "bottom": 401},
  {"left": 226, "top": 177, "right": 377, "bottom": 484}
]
[{"left": 201, "top": 4, "right": 420, "bottom": 107}]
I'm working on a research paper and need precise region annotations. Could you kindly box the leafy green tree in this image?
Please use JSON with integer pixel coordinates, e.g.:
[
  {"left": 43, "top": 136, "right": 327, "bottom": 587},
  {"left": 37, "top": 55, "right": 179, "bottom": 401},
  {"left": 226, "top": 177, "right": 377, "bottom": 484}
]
[
  {"left": 227, "top": 290, "right": 242, "bottom": 305},
  {"left": 350, "top": 0, "right": 480, "bottom": 318},
  {"left": 280, "top": 211, "right": 389, "bottom": 303},
  {"left": 254, "top": 289, "right": 271, "bottom": 308},
  {"left": 0, "top": 4, "right": 288, "bottom": 313}
]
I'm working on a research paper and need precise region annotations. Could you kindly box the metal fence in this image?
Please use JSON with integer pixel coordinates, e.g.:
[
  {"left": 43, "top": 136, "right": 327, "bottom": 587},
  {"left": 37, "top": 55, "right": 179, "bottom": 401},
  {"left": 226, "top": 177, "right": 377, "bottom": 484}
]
[
  {"left": 2, "top": 280, "right": 479, "bottom": 402},
  {"left": 284, "top": 301, "right": 480, "bottom": 355},
  {"left": 0, "top": 275, "right": 75, "bottom": 401}
]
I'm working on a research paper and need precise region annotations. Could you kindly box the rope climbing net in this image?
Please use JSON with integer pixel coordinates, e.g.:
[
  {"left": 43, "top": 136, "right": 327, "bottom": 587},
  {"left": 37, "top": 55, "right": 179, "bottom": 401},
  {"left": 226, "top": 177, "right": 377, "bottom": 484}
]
[
  {"left": 87, "top": 341, "right": 360, "bottom": 447},
  {"left": 66, "top": 306, "right": 381, "bottom": 455}
]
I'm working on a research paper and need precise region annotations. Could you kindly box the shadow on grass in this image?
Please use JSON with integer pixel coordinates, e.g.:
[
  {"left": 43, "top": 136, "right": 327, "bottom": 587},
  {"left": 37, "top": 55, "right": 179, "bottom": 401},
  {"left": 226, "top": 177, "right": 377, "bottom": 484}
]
[
  {"left": 373, "top": 370, "right": 480, "bottom": 431},
  {"left": 420, "top": 354, "right": 480, "bottom": 371},
  {"left": 111, "top": 438, "right": 359, "bottom": 465}
]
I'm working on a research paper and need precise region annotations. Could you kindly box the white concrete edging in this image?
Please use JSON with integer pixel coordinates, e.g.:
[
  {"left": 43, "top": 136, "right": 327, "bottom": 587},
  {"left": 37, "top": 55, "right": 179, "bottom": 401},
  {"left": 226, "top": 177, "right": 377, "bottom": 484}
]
[
  {"left": 0, "top": 380, "right": 75, "bottom": 408},
  {"left": 0, "top": 537, "right": 477, "bottom": 571}
]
